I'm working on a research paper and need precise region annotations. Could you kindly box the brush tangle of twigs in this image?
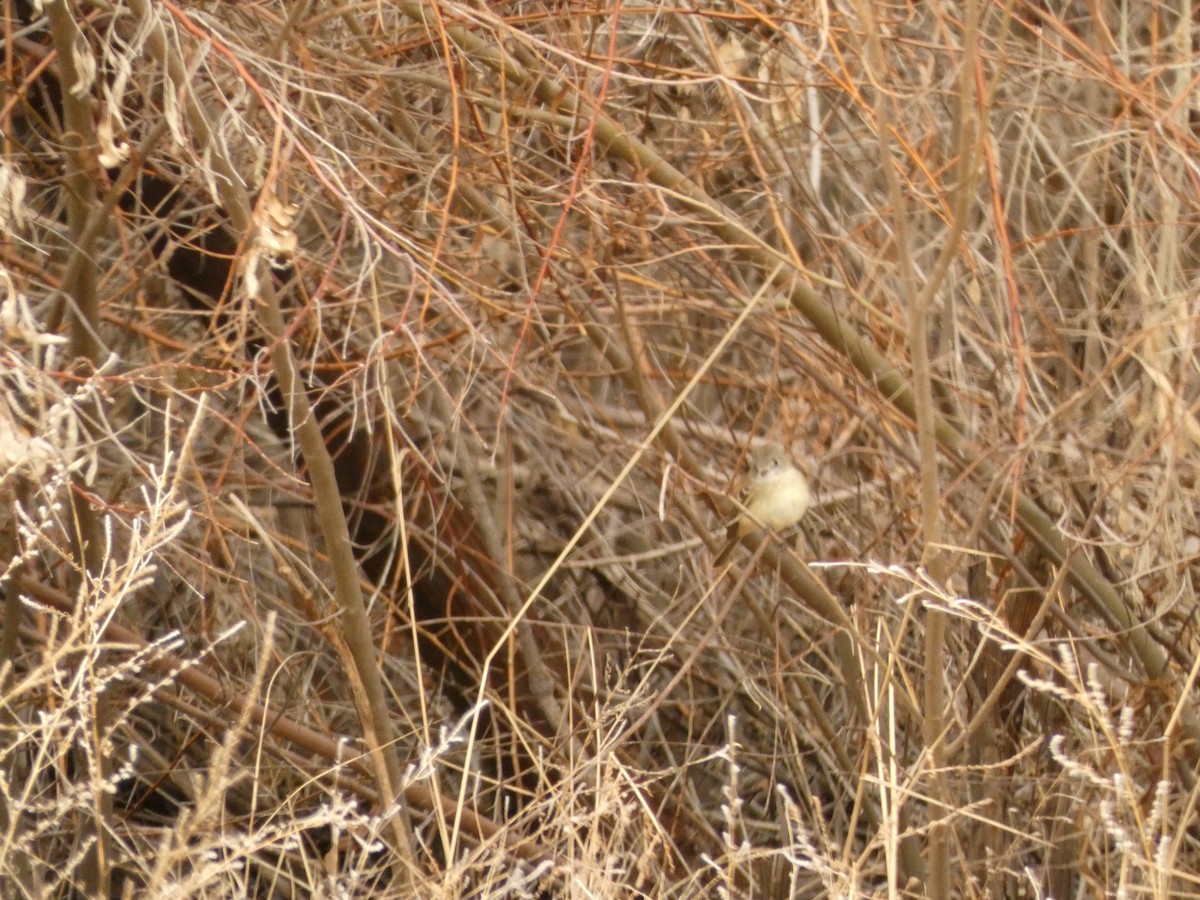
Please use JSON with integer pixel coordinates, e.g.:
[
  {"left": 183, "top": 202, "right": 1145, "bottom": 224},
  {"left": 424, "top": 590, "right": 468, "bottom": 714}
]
[{"left": 2, "top": 1, "right": 1199, "bottom": 897}]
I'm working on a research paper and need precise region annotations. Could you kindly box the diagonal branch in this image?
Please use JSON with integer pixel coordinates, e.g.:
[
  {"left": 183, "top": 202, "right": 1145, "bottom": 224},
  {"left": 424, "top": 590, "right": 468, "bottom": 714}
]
[{"left": 392, "top": 0, "right": 1200, "bottom": 762}]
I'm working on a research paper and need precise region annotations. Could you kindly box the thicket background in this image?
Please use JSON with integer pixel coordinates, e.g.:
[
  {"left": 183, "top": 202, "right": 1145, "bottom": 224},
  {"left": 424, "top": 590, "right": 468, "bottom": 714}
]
[{"left": 2, "top": 1, "right": 1198, "bottom": 897}]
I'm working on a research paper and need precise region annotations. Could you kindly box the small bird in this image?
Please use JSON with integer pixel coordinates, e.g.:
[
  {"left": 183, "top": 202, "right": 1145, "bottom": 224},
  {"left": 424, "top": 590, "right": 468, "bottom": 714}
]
[{"left": 713, "top": 441, "right": 811, "bottom": 566}]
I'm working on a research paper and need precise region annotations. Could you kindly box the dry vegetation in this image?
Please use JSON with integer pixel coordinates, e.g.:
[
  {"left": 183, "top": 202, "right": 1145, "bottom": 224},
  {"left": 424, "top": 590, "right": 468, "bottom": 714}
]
[{"left": 3, "top": 0, "right": 1200, "bottom": 897}]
